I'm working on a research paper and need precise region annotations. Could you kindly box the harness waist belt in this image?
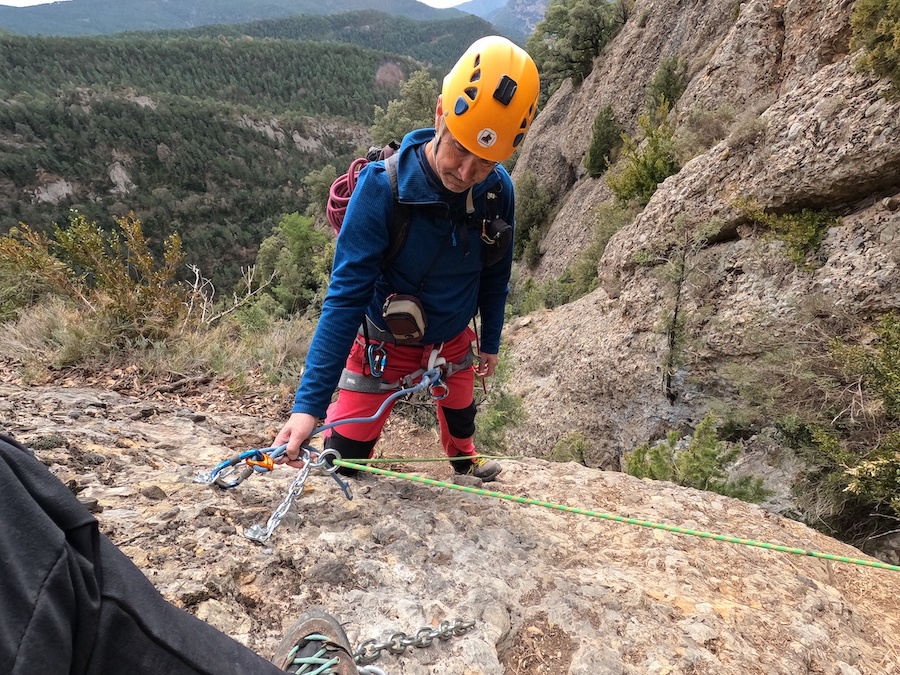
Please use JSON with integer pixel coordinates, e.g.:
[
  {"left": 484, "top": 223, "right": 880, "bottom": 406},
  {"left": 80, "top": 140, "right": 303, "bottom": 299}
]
[
  {"left": 338, "top": 351, "right": 476, "bottom": 394},
  {"left": 358, "top": 316, "right": 425, "bottom": 347}
]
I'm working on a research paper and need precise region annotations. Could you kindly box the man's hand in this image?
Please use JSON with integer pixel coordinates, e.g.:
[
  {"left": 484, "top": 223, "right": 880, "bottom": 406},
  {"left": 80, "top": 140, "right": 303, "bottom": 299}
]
[
  {"left": 272, "top": 412, "right": 318, "bottom": 467},
  {"left": 475, "top": 351, "right": 499, "bottom": 378}
]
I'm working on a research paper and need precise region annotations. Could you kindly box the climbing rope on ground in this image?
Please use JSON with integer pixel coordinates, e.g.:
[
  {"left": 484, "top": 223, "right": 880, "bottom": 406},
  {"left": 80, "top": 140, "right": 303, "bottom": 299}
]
[{"left": 335, "top": 459, "right": 900, "bottom": 574}]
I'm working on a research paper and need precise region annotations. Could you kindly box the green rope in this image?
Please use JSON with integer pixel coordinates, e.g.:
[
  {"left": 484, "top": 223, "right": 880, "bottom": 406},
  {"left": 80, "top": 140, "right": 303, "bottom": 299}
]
[
  {"left": 345, "top": 455, "right": 523, "bottom": 464},
  {"left": 335, "top": 459, "right": 900, "bottom": 573}
]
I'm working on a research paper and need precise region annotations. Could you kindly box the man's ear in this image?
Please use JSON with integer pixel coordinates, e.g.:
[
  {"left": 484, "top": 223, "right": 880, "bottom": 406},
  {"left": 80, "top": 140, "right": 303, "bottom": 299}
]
[{"left": 434, "top": 95, "right": 444, "bottom": 128}]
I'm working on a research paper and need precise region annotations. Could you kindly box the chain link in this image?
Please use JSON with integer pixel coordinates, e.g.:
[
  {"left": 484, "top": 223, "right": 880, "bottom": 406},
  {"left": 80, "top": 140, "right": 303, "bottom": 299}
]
[
  {"left": 244, "top": 448, "right": 353, "bottom": 543},
  {"left": 244, "top": 457, "right": 312, "bottom": 543},
  {"left": 353, "top": 618, "right": 476, "bottom": 665}
]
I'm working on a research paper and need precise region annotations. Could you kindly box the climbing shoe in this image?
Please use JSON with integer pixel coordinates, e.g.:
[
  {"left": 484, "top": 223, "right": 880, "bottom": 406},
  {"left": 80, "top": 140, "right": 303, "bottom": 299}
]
[
  {"left": 453, "top": 454, "right": 502, "bottom": 482},
  {"left": 273, "top": 608, "right": 358, "bottom": 675}
]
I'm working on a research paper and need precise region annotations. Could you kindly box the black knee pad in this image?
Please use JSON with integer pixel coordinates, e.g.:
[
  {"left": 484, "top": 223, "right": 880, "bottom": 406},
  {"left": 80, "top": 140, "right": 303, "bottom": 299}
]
[
  {"left": 441, "top": 402, "right": 477, "bottom": 439},
  {"left": 324, "top": 430, "right": 377, "bottom": 476}
]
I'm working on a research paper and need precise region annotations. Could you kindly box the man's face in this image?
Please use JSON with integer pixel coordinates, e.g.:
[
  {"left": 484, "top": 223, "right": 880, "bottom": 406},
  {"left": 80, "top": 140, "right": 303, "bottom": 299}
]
[{"left": 431, "top": 118, "right": 498, "bottom": 193}]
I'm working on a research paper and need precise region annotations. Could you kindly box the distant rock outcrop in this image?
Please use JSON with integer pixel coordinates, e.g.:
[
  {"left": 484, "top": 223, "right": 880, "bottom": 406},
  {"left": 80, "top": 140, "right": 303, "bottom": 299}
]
[{"left": 509, "top": 0, "right": 899, "bottom": 539}]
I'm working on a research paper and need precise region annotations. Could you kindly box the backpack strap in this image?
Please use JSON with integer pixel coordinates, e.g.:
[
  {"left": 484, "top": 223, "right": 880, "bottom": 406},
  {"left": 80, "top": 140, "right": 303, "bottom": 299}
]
[
  {"left": 384, "top": 151, "right": 401, "bottom": 200},
  {"left": 381, "top": 155, "right": 504, "bottom": 271},
  {"left": 382, "top": 152, "right": 411, "bottom": 271}
]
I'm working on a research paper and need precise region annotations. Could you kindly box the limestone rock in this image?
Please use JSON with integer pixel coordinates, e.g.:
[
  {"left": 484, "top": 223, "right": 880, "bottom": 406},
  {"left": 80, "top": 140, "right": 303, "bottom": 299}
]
[{"left": 4, "top": 383, "right": 899, "bottom": 674}]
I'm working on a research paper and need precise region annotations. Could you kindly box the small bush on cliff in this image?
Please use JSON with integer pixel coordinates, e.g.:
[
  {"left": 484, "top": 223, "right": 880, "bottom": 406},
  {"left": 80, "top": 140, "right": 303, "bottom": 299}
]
[
  {"left": 255, "top": 212, "right": 332, "bottom": 315},
  {"left": 646, "top": 56, "right": 689, "bottom": 110},
  {"left": 474, "top": 346, "right": 526, "bottom": 453},
  {"left": 720, "top": 308, "right": 900, "bottom": 547},
  {"left": 606, "top": 104, "right": 681, "bottom": 205},
  {"left": 505, "top": 201, "right": 636, "bottom": 317},
  {"left": 829, "top": 313, "right": 900, "bottom": 517},
  {"left": 735, "top": 198, "right": 839, "bottom": 268},
  {"left": 0, "top": 213, "right": 319, "bottom": 394},
  {"left": 549, "top": 431, "right": 590, "bottom": 464},
  {"left": 585, "top": 105, "right": 623, "bottom": 178},
  {"left": 514, "top": 170, "right": 555, "bottom": 266},
  {"left": 526, "top": 0, "right": 627, "bottom": 101},
  {"left": 851, "top": 0, "right": 900, "bottom": 96},
  {"left": 626, "top": 413, "right": 770, "bottom": 502},
  {"left": 0, "top": 212, "right": 185, "bottom": 348},
  {"left": 370, "top": 69, "right": 439, "bottom": 146}
]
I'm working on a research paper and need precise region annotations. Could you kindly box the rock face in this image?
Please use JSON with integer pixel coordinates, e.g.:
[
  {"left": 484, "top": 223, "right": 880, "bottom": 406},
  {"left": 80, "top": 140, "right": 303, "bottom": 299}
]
[
  {"left": 507, "top": 0, "right": 900, "bottom": 486},
  {"left": 4, "top": 383, "right": 900, "bottom": 674}
]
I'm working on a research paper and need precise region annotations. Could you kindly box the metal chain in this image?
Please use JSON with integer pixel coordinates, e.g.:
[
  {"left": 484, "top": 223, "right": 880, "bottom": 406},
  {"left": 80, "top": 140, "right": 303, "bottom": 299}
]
[
  {"left": 244, "top": 456, "right": 313, "bottom": 543},
  {"left": 244, "top": 448, "right": 353, "bottom": 543},
  {"left": 353, "top": 618, "right": 476, "bottom": 665}
]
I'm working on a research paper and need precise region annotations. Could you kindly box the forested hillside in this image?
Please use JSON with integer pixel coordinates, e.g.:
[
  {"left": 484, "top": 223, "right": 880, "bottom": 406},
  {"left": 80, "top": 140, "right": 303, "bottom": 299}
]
[
  {"left": 0, "top": 0, "right": 458, "bottom": 37},
  {"left": 150, "top": 11, "right": 498, "bottom": 72},
  {"left": 0, "top": 11, "right": 480, "bottom": 290},
  {"left": 1, "top": 35, "right": 419, "bottom": 120}
]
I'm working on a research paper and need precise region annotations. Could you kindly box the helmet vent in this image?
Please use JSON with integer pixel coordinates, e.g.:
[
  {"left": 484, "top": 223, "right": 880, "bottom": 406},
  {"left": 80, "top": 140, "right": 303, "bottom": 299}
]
[{"left": 464, "top": 86, "right": 478, "bottom": 101}]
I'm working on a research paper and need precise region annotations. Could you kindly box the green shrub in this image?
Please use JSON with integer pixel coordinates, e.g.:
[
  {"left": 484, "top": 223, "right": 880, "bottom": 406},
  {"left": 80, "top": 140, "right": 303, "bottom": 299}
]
[
  {"left": 844, "top": 432, "right": 900, "bottom": 515},
  {"left": 526, "top": 0, "right": 626, "bottom": 101},
  {"left": 735, "top": 198, "right": 839, "bottom": 268},
  {"left": 606, "top": 105, "right": 681, "bottom": 205},
  {"left": 851, "top": 0, "right": 900, "bottom": 96},
  {"left": 0, "top": 212, "right": 185, "bottom": 345},
  {"left": 254, "top": 212, "right": 333, "bottom": 315},
  {"left": 867, "top": 312, "right": 900, "bottom": 417},
  {"left": 473, "top": 346, "right": 526, "bottom": 454},
  {"left": 549, "top": 431, "right": 590, "bottom": 464},
  {"left": 370, "top": 69, "right": 439, "bottom": 146},
  {"left": 585, "top": 105, "right": 623, "bottom": 177},
  {"left": 718, "top": 309, "right": 900, "bottom": 544},
  {"left": 626, "top": 413, "right": 770, "bottom": 502},
  {"left": 506, "top": 202, "right": 635, "bottom": 318},
  {"left": 513, "top": 171, "right": 554, "bottom": 264},
  {"left": 646, "top": 56, "right": 689, "bottom": 110},
  {"left": 301, "top": 164, "right": 338, "bottom": 218}
]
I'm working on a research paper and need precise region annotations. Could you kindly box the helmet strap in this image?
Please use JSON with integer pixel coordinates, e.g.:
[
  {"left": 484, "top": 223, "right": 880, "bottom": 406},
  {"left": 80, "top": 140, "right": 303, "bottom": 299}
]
[{"left": 432, "top": 115, "right": 446, "bottom": 158}]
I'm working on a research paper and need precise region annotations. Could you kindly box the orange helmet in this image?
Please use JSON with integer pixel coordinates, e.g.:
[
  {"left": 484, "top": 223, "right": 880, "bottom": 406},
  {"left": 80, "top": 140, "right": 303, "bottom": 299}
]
[{"left": 442, "top": 36, "right": 540, "bottom": 163}]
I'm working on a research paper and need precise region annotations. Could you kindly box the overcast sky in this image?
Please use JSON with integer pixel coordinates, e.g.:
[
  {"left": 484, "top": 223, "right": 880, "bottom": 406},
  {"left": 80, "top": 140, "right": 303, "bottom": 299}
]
[{"left": 0, "top": 0, "right": 464, "bottom": 6}]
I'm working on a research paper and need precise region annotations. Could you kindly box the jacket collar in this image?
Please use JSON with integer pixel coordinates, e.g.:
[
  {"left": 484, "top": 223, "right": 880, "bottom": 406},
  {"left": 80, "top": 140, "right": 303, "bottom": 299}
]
[{"left": 395, "top": 128, "right": 502, "bottom": 205}]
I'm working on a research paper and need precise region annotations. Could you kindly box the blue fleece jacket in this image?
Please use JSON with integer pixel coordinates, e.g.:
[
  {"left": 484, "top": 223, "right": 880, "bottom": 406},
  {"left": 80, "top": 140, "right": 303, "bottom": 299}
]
[{"left": 291, "top": 128, "right": 516, "bottom": 418}]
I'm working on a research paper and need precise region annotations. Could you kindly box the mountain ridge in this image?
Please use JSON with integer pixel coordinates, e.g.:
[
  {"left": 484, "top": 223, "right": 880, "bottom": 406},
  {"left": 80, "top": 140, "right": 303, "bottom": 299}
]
[{"left": 0, "top": 0, "right": 462, "bottom": 36}]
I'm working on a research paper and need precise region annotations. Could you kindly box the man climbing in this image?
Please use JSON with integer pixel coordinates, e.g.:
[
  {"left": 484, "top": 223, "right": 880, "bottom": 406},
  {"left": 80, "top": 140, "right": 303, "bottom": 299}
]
[
  {"left": 0, "top": 432, "right": 358, "bottom": 675},
  {"left": 273, "top": 36, "right": 540, "bottom": 481}
]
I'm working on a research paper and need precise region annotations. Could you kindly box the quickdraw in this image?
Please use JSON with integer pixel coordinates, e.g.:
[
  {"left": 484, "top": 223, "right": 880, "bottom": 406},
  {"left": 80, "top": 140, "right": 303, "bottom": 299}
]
[{"left": 193, "top": 366, "right": 447, "bottom": 542}]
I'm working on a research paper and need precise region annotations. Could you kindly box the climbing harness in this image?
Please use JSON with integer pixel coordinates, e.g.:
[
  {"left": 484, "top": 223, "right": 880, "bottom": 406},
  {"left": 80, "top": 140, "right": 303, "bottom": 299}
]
[
  {"left": 194, "top": 366, "right": 448, "bottom": 543},
  {"left": 339, "top": 342, "right": 471, "bottom": 397}
]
